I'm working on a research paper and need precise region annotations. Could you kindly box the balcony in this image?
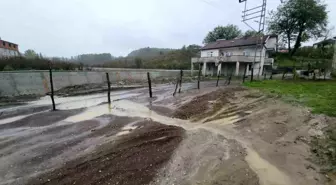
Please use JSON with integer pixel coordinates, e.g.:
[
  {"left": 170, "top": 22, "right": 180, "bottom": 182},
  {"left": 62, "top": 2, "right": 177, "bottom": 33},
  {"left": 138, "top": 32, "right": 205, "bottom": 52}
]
[
  {"left": 264, "top": 58, "right": 274, "bottom": 65},
  {"left": 192, "top": 55, "right": 273, "bottom": 64}
]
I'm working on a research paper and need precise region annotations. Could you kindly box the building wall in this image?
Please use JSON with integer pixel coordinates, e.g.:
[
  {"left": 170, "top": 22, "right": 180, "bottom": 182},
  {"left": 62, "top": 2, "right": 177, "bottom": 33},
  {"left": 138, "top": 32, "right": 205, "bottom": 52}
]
[
  {"left": 0, "top": 48, "right": 20, "bottom": 57},
  {"left": 201, "top": 49, "right": 219, "bottom": 57},
  {"left": 0, "top": 69, "right": 196, "bottom": 96},
  {"left": 265, "top": 36, "right": 277, "bottom": 49}
]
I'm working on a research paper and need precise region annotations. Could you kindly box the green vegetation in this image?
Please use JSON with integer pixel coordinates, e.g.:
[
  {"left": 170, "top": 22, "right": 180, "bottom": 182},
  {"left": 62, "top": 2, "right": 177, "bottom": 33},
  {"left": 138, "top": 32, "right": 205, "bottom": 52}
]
[
  {"left": 268, "top": 0, "right": 328, "bottom": 55},
  {"left": 127, "top": 47, "right": 174, "bottom": 58},
  {"left": 102, "top": 45, "right": 201, "bottom": 69},
  {"left": 244, "top": 80, "right": 336, "bottom": 116},
  {"left": 0, "top": 57, "right": 79, "bottom": 71},
  {"left": 203, "top": 24, "right": 242, "bottom": 44}
]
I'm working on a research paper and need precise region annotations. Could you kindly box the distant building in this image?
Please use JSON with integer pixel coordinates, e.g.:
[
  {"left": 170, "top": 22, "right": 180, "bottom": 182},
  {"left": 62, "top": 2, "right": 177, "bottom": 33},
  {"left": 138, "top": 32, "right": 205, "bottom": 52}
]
[
  {"left": 191, "top": 35, "right": 278, "bottom": 77},
  {"left": 0, "top": 39, "right": 20, "bottom": 58},
  {"left": 313, "top": 37, "right": 336, "bottom": 48},
  {"left": 313, "top": 37, "right": 336, "bottom": 70}
]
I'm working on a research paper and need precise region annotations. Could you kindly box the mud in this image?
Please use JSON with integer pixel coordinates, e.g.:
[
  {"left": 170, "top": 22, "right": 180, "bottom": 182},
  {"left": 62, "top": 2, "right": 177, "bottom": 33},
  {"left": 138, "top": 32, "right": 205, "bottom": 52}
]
[
  {"left": 26, "top": 121, "right": 185, "bottom": 185},
  {"left": 0, "top": 81, "right": 334, "bottom": 185}
]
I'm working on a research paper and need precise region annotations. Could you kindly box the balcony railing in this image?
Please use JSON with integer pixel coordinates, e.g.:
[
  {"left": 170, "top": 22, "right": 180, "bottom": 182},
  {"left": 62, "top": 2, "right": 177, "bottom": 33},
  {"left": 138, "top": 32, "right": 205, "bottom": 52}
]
[{"left": 192, "top": 55, "right": 273, "bottom": 64}]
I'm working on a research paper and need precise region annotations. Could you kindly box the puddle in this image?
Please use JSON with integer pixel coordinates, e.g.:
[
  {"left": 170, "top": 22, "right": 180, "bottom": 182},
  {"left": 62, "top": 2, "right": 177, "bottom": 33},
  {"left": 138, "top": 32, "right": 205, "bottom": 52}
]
[
  {"left": 245, "top": 147, "right": 292, "bottom": 185},
  {"left": 116, "top": 122, "right": 139, "bottom": 136},
  {"left": 0, "top": 115, "right": 32, "bottom": 125}
]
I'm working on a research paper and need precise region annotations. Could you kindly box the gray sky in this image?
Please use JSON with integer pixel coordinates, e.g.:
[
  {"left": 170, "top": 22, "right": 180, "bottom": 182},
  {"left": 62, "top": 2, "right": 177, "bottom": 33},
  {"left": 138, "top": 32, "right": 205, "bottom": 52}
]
[{"left": 1, "top": 0, "right": 335, "bottom": 57}]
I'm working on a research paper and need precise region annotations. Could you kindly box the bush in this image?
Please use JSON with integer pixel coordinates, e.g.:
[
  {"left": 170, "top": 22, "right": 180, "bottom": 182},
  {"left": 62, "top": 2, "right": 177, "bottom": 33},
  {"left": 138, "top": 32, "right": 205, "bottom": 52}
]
[
  {"left": 3, "top": 65, "right": 14, "bottom": 71},
  {"left": 0, "top": 57, "right": 79, "bottom": 71}
]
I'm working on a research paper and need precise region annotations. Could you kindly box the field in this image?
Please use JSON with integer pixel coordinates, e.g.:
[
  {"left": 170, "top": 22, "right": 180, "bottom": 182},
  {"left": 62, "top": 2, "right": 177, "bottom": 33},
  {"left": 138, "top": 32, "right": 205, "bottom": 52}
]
[{"left": 245, "top": 80, "right": 336, "bottom": 116}]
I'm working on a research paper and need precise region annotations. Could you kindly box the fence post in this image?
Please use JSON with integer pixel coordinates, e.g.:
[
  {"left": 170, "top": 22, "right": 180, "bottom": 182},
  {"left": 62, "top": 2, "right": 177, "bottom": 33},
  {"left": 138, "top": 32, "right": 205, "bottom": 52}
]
[
  {"left": 178, "top": 69, "right": 183, "bottom": 93},
  {"left": 173, "top": 77, "right": 179, "bottom": 96},
  {"left": 106, "top": 73, "right": 111, "bottom": 104},
  {"left": 147, "top": 72, "right": 152, "bottom": 98},
  {"left": 49, "top": 68, "right": 56, "bottom": 111},
  {"left": 216, "top": 74, "right": 220, "bottom": 87},
  {"left": 250, "top": 67, "right": 254, "bottom": 82},
  {"left": 269, "top": 68, "right": 273, "bottom": 80},
  {"left": 243, "top": 64, "right": 247, "bottom": 83},
  {"left": 197, "top": 64, "right": 201, "bottom": 89},
  {"left": 263, "top": 67, "right": 266, "bottom": 80},
  {"left": 282, "top": 70, "right": 286, "bottom": 80},
  {"left": 228, "top": 70, "right": 233, "bottom": 85}
]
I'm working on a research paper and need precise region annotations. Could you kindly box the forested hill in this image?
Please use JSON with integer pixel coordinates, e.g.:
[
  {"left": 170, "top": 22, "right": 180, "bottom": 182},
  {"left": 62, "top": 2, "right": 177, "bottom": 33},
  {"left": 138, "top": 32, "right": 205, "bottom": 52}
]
[{"left": 127, "top": 47, "right": 175, "bottom": 58}]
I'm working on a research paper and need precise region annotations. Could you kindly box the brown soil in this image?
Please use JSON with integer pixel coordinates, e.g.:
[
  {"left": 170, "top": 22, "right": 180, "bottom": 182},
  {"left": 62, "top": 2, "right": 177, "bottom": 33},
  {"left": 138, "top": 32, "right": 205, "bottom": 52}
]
[
  {"left": 172, "top": 87, "right": 244, "bottom": 121},
  {"left": 26, "top": 120, "right": 185, "bottom": 185}
]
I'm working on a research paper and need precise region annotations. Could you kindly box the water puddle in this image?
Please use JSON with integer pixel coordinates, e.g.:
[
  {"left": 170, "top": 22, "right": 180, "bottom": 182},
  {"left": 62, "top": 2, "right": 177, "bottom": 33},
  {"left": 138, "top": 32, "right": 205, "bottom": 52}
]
[{"left": 245, "top": 147, "right": 292, "bottom": 185}]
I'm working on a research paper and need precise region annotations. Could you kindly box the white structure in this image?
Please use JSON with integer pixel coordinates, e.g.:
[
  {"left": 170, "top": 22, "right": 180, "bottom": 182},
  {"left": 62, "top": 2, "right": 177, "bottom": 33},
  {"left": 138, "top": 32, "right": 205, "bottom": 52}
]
[
  {"left": 0, "top": 39, "right": 20, "bottom": 58},
  {"left": 191, "top": 35, "right": 278, "bottom": 77}
]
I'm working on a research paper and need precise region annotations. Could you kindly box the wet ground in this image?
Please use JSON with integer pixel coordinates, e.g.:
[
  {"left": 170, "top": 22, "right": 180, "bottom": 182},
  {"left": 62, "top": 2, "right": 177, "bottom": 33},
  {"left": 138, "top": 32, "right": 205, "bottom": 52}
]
[{"left": 0, "top": 81, "right": 334, "bottom": 185}]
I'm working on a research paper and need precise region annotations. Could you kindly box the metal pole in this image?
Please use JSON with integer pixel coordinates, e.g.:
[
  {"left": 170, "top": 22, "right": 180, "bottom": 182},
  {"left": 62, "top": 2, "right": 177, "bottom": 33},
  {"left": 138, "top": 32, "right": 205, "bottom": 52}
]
[
  {"left": 243, "top": 64, "right": 247, "bottom": 83},
  {"left": 198, "top": 63, "right": 201, "bottom": 89},
  {"left": 178, "top": 69, "right": 183, "bottom": 93},
  {"left": 106, "top": 73, "right": 111, "bottom": 104},
  {"left": 49, "top": 68, "right": 56, "bottom": 111},
  {"left": 147, "top": 72, "right": 152, "bottom": 98},
  {"left": 173, "top": 77, "right": 179, "bottom": 96}
]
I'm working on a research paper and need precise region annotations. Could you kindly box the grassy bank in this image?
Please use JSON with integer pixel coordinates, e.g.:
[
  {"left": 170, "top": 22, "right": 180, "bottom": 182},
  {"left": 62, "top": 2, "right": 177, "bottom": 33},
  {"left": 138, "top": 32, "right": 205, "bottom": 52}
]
[{"left": 244, "top": 80, "right": 336, "bottom": 117}]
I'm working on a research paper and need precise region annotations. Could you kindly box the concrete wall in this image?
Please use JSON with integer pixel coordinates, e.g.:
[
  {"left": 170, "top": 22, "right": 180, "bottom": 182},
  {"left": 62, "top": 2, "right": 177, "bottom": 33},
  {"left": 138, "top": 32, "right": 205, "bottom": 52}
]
[{"left": 0, "top": 69, "right": 195, "bottom": 96}]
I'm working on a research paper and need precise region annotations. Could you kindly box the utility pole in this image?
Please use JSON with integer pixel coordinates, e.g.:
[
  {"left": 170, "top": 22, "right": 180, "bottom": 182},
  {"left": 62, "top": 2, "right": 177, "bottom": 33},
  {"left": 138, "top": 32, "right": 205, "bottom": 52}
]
[{"left": 240, "top": 0, "right": 267, "bottom": 82}]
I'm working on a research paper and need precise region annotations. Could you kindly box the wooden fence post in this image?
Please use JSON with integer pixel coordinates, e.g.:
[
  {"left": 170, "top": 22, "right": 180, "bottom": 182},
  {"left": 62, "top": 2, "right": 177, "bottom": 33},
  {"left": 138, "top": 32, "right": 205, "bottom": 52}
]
[
  {"left": 49, "top": 68, "right": 56, "bottom": 111},
  {"left": 106, "top": 72, "right": 111, "bottom": 104},
  {"left": 197, "top": 64, "right": 201, "bottom": 89},
  {"left": 147, "top": 72, "right": 152, "bottom": 98},
  {"left": 216, "top": 74, "right": 220, "bottom": 87},
  {"left": 250, "top": 67, "right": 254, "bottom": 82}
]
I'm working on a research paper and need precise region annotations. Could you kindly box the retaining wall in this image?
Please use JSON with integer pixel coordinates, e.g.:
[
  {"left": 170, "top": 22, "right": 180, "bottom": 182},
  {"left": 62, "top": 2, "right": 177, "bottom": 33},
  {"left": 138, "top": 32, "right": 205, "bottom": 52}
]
[{"left": 0, "top": 69, "right": 195, "bottom": 96}]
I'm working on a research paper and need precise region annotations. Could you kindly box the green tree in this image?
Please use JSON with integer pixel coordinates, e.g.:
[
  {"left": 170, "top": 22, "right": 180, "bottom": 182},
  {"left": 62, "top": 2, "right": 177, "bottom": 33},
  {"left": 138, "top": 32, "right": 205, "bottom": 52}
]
[
  {"left": 135, "top": 57, "right": 143, "bottom": 68},
  {"left": 24, "top": 49, "right": 38, "bottom": 59},
  {"left": 268, "top": 0, "right": 328, "bottom": 56},
  {"left": 203, "top": 24, "right": 242, "bottom": 44},
  {"left": 244, "top": 30, "right": 263, "bottom": 37}
]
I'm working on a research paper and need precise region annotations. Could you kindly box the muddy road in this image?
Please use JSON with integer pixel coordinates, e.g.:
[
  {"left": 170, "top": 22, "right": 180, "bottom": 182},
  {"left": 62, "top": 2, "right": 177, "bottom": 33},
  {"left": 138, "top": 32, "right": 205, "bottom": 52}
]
[{"left": 0, "top": 82, "right": 333, "bottom": 185}]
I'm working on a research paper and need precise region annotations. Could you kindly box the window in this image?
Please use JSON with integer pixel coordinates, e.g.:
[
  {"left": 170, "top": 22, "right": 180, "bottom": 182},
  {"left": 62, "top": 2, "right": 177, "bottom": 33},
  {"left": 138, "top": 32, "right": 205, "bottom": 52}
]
[
  {"left": 2, "top": 42, "right": 5, "bottom": 46},
  {"left": 207, "top": 51, "right": 213, "bottom": 57},
  {"left": 226, "top": 52, "right": 232, "bottom": 57},
  {"left": 243, "top": 50, "right": 250, "bottom": 56}
]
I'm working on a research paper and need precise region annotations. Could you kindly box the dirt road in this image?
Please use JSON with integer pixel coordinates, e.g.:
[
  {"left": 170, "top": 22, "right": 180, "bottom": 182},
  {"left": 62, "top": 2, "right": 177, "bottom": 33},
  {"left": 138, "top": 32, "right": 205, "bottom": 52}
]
[{"left": 0, "top": 82, "right": 333, "bottom": 185}]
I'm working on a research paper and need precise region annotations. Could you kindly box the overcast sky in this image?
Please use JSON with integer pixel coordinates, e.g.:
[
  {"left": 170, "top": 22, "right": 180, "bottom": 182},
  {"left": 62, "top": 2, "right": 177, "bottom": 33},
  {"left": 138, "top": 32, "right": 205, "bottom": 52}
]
[{"left": 1, "top": 0, "right": 335, "bottom": 57}]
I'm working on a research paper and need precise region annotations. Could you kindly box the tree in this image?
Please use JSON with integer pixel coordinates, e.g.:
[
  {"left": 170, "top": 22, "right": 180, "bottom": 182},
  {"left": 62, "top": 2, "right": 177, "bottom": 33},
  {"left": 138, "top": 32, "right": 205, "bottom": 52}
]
[
  {"left": 244, "top": 30, "right": 263, "bottom": 37},
  {"left": 135, "top": 57, "right": 143, "bottom": 68},
  {"left": 268, "top": 0, "right": 328, "bottom": 56},
  {"left": 24, "top": 49, "right": 38, "bottom": 59},
  {"left": 203, "top": 24, "right": 242, "bottom": 44}
]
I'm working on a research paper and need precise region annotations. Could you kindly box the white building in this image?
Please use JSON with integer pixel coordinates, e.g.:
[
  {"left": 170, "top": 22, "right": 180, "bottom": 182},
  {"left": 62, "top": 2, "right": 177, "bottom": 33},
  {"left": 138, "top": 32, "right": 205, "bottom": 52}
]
[
  {"left": 0, "top": 39, "right": 20, "bottom": 58},
  {"left": 191, "top": 35, "right": 278, "bottom": 77}
]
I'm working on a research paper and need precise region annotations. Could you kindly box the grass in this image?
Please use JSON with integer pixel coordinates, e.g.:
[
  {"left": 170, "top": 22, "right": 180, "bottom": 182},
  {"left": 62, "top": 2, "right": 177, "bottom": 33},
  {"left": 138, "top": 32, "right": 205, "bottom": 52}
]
[{"left": 244, "top": 80, "right": 336, "bottom": 117}]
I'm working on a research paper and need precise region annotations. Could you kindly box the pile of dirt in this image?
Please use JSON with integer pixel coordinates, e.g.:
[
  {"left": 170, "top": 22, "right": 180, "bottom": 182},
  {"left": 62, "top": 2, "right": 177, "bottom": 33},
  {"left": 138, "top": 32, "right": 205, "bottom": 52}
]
[
  {"left": 172, "top": 87, "right": 244, "bottom": 120},
  {"left": 26, "top": 120, "right": 185, "bottom": 185}
]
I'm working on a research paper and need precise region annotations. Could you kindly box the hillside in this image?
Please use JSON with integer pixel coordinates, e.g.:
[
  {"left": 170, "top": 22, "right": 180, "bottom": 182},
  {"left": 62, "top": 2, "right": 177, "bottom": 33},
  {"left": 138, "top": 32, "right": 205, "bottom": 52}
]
[
  {"left": 102, "top": 45, "right": 201, "bottom": 69},
  {"left": 127, "top": 47, "right": 175, "bottom": 59}
]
